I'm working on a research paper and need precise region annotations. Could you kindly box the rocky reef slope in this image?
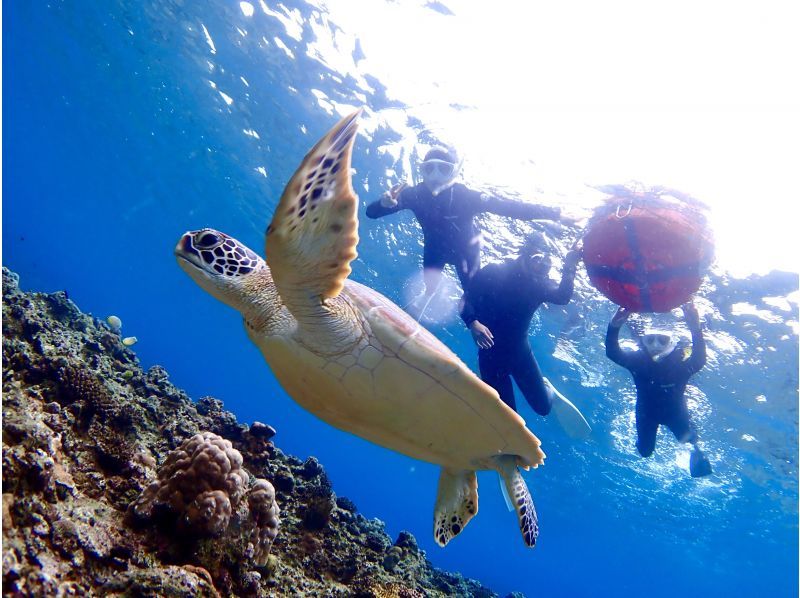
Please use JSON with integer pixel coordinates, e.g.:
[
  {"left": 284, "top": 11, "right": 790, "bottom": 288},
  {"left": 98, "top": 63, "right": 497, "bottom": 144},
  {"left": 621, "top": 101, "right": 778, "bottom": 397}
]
[{"left": 2, "top": 267, "right": 503, "bottom": 597}]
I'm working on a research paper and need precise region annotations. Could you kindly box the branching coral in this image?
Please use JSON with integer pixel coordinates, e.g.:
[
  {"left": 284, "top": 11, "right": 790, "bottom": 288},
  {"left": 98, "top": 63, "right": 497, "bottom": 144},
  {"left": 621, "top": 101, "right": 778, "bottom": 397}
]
[{"left": 60, "top": 364, "right": 110, "bottom": 410}]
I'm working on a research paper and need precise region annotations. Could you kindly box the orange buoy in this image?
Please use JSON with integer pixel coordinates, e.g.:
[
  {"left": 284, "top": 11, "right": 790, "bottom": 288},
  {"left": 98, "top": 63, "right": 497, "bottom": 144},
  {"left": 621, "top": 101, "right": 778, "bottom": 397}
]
[{"left": 583, "top": 187, "right": 714, "bottom": 312}]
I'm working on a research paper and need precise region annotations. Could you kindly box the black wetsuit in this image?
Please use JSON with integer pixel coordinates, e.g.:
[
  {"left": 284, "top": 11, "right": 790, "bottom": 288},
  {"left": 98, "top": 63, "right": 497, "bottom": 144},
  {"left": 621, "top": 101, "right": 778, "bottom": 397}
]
[
  {"left": 460, "top": 257, "right": 577, "bottom": 413},
  {"left": 366, "top": 183, "right": 561, "bottom": 287},
  {"left": 605, "top": 319, "right": 706, "bottom": 457}
]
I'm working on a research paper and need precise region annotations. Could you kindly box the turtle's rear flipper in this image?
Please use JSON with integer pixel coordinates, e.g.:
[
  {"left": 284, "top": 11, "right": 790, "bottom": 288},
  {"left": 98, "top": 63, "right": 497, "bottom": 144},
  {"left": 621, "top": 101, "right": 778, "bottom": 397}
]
[
  {"left": 494, "top": 455, "right": 539, "bottom": 547},
  {"left": 433, "top": 468, "right": 478, "bottom": 547}
]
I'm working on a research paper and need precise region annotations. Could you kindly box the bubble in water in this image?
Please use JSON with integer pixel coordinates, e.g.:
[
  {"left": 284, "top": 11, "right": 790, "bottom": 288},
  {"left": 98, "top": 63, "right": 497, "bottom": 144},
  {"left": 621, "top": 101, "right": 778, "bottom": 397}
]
[{"left": 401, "top": 268, "right": 460, "bottom": 326}]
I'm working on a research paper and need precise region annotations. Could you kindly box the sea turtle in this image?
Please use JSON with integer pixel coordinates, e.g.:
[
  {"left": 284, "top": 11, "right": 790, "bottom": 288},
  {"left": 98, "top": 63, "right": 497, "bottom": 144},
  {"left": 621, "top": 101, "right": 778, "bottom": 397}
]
[{"left": 175, "top": 110, "right": 545, "bottom": 547}]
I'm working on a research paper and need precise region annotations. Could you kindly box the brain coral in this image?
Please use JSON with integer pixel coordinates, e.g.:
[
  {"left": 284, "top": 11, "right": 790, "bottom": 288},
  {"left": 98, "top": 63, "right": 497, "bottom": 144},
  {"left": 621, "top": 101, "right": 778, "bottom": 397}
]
[
  {"left": 129, "top": 432, "right": 281, "bottom": 565},
  {"left": 131, "top": 432, "right": 250, "bottom": 535},
  {"left": 248, "top": 478, "right": 280, "bottom": 566}
]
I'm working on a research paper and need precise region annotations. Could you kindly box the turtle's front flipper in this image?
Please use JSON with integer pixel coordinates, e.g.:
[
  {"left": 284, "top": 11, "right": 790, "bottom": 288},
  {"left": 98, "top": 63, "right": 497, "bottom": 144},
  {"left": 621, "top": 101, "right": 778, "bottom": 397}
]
[
  {"left": 433, "top": 468, "right": 478, "bottom": 547},
  {"left": 494, "top": 455, "right": 539, "bottom": 547},
  {"left": 265, "top": 109, "right": 361, "bottom": 314}
]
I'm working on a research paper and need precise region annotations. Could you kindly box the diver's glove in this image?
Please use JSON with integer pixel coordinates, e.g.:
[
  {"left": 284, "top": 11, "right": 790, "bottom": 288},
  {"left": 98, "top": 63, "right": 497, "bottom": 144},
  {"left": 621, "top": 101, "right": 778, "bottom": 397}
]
[
  {"left": 682, "top": 301, "right": 700, "bottom": 325},
  {"left": 564, "top": 238, "right": 583, "bottom": 270},
  {"left": 610, "top": 306, "right": 631, "bottom": 328},
  {"left": 380, "top": 182, "right": 407, "bottom": 208}
]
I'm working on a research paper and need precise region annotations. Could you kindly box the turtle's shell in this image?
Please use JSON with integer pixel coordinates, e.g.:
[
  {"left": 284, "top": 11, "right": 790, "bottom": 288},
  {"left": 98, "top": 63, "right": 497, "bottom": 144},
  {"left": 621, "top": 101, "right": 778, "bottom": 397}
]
[{"left": 251, "top": 279, "right": 544, "bottom": 472}]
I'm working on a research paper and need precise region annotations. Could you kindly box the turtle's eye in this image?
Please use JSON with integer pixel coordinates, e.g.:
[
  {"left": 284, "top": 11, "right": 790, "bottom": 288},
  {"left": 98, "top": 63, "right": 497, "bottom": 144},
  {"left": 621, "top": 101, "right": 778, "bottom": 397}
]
[{"left": 196, "top": 232, "right": 222, "bottom": 249}]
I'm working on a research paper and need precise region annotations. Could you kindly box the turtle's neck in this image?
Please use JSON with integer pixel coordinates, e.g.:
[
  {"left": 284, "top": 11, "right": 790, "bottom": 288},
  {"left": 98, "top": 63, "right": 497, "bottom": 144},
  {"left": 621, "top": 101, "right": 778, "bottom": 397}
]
[
  {"left": 232, "top": 265, "right": 285, "bottom": 333},
  {"left": 180, "top": 256, "right": 278, "bottom": 325}
]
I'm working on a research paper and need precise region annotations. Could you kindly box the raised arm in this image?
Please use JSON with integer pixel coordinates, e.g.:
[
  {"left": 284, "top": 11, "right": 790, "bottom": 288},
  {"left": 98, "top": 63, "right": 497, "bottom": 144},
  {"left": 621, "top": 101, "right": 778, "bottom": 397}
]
[
  {"left": 478, "top": 192, "right": 562, "bottom": 222},
  {"left": 605, "top": 307, "right": 635, "bottom": 368},
  {"left": 542, "top": 247, "right": 581, "bottom": 305},
  {"left": 682, "top": 302, "right": 707, "bottom": 374},
  {"left": 365, "top": 183, "right": 409, "bottom": 219}
]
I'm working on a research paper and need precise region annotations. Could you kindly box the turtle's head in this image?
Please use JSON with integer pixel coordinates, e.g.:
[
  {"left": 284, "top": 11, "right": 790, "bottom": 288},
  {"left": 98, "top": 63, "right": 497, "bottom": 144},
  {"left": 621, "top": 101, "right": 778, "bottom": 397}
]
[{"left": 175, "top": 229, "right": 271, "bottom": 314}]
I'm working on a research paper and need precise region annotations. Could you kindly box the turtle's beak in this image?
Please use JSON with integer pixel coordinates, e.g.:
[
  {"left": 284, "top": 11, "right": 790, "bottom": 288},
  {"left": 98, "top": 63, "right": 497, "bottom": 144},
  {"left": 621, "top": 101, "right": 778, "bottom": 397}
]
[{"left": 174, "top": 233, "right": 203, "bottom": 269}]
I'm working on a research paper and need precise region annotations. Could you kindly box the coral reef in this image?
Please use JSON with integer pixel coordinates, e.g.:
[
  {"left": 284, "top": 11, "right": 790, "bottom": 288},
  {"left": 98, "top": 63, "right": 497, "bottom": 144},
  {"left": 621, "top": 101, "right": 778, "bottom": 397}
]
[
  {"left": 130, "top": 431, "right": 250, "bottom": 533},
  {"left": 130, "top": 431, "right": 279, "bottom": 567},
  {"left": 2, "top": 267, "right": 505, "bottom": 597},
  {"left": 248, "top": 478, "right": 280, "bottom": 566}
]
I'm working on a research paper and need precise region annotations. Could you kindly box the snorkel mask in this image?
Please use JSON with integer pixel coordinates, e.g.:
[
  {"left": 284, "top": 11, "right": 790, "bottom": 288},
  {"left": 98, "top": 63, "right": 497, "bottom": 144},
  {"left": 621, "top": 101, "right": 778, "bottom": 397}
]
[
  {"left": 640, "top": 330, "right": 677, "bottom": 362},
  {"left": 420, "top": 146, "right": 461, "bottom": 196}
]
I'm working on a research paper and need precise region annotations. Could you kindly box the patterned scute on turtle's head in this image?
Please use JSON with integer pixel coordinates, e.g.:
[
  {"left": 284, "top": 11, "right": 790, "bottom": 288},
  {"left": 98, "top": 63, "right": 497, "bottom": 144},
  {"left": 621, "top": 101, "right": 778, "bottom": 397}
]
[{"left": 177, "top": 229, "right": 262, "bottom": 277}]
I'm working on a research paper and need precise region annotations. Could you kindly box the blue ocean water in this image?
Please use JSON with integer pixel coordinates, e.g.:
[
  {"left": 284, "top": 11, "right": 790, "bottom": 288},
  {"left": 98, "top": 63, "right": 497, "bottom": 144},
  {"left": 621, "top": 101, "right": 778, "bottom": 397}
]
[{"left": 4, "top": 2, "right": 799, "bottom": 597}]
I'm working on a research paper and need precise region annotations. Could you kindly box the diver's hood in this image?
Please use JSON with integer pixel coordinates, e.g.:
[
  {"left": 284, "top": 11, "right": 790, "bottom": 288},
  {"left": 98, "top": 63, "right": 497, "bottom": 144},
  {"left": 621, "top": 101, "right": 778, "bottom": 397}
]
[
  {"left": 521, "top": 230, "right": 550, "bottom": 256},
  {"left": 640, "top": 329, "right": 677, "bottom": 362}
]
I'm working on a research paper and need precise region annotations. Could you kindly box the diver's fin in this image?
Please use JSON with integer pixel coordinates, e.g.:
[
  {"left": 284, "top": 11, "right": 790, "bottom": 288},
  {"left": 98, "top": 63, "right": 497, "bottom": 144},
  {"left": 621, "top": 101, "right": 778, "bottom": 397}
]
[
  {"left": 545, "top": 377, "right": 592, "bottom": 440},
  {"left": 433, "top": 468, "right": 479, "bottom": 547},
  {"left": 494, "top": 455, "right": 539, "bottom": 548},
  {"left": 498, "top": 472, "right": 514, "bottom": 511},
  {"left": 690, "top": 449, "right": 713, "bottom": 478}
]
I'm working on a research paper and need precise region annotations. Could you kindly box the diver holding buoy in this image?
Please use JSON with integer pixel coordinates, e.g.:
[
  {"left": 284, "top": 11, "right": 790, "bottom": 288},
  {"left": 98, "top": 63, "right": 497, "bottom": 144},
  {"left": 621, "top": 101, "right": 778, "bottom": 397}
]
[
  {"left": 605, "top": 302, "right": 713, "bottom": 478},
  {"left": 365, "top": 146, "right": 575, "bottom": 309},
  {"left": 460, "top": 230, "right": 591, "bottom": 439},
  {"left": 579, "top": 184, "right": 714, "bottom": 476}
]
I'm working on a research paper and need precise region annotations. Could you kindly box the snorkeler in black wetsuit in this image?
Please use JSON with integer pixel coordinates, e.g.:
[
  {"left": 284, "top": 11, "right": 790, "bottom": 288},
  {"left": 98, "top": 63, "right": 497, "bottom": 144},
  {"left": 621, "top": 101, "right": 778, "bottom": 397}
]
[
  {"left": 366, "top": 147, "right": 568, "bottom": 296},
  {"left": 460, "top": 231, "right": 589, "bottom": 437},
  {"left": 605, "top": 302, "right": 713, "bottom": 478}
]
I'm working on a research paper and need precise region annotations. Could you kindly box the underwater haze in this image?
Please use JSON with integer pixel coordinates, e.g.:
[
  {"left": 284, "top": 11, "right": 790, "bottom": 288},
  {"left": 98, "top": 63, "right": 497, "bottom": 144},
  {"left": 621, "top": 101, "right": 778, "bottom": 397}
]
[{"left": 4, "top": 1, "right": 799, "bottom": 597}]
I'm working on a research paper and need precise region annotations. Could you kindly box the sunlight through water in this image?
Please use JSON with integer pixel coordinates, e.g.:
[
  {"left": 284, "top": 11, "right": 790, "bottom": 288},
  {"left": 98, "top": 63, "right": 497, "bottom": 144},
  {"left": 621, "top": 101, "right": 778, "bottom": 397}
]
[{"left": 300, "top": 0, "right": 800, "bottom": 276}]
